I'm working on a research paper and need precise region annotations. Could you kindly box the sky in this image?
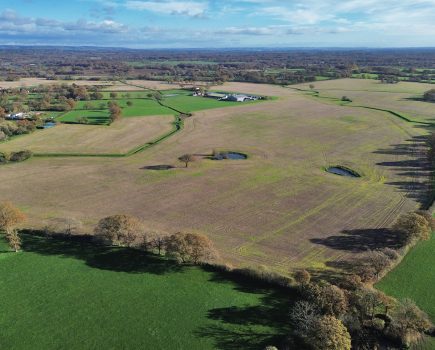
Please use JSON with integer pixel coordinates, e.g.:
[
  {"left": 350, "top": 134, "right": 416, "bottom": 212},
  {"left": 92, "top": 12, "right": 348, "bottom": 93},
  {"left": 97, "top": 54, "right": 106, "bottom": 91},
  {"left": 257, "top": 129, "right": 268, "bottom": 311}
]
[{"left": 0, "top": 0, "right": 435, "bottom": 48}]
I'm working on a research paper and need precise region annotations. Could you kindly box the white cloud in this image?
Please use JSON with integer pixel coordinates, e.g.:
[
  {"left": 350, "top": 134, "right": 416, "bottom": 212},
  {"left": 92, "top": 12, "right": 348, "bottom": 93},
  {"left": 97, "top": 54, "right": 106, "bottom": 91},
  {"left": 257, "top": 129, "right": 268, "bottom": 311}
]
[{"left": 125, "top": 1, "right": 208, "bottom": 17}]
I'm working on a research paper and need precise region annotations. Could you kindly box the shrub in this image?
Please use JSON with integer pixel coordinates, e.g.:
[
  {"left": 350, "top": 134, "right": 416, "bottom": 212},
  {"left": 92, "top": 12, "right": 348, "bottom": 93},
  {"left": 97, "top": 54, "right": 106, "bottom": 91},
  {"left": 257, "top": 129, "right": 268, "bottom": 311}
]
[
  {"left": 231, "top": 266, "right": 291, "bottom": 287},
  {"left": 294, "top": 269, "right": 311, "bottom": 285},
  {"left": 9, "top": 150, "right": 33, "bottom": 162},
  {"left": 0, "top": 151, "right": 9, "bottom": 163}
]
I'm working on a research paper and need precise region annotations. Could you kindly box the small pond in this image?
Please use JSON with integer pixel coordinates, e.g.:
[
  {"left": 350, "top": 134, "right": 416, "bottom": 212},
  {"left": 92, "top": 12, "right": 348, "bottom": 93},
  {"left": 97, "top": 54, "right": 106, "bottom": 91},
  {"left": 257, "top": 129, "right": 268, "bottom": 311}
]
[
  {"left": 212, "top": 152, "right": 247, "bottom": 160},
  {"left": 142, "top": 165, "right": 175, "bottom": 170},
  {"left": 326, "top": 166, "right": 360, "bottom": 178}
]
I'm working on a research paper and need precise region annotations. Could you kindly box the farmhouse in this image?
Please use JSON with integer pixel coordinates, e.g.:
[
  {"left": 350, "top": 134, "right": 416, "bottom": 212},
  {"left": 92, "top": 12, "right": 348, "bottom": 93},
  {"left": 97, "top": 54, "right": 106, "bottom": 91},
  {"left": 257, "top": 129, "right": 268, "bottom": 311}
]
[{"left": 205, "top": 92, "right": 228, "bottom": 100}]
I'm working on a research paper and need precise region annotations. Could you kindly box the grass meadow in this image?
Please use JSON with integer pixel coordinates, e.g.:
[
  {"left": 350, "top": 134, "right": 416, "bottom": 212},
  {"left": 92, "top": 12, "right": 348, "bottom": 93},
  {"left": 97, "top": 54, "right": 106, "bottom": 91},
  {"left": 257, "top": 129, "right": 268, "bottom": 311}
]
[
  {"left": 376, "top": 234, "right": 435, "bottom": 350},
  {"left": 0, "top": 234, "right": 288, "bottom": 350},
  {"left": 376, "top": 234, "right": 435, "bottom": 320}
]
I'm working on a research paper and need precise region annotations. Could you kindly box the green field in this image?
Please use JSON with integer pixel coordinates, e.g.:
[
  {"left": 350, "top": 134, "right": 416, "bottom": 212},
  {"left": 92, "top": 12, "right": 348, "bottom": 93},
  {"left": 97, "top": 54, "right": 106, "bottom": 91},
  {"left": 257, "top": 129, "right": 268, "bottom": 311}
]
[
  {"left": 377, "top": 234, "right": 435, "bottom": 320},
  {"left": 56, "top": 90, "right": 256, "bottom": 124},
  {"left": 376, "top": 234, "right": 435, "bottom": 349},
  {"left": 0, "top": 234, "right": 288, "bottom": 350}
]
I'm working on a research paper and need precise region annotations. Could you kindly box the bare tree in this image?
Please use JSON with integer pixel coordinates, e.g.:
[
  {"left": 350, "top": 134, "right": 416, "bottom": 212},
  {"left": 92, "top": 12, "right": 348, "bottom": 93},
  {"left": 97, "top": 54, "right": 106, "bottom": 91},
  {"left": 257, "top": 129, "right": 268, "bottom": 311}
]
[
  {"left": 178, "top": 154, "right": 196, "bottom": 168},
  {"left": 290, "top": 300, "right": 320, "bottom": 334}
]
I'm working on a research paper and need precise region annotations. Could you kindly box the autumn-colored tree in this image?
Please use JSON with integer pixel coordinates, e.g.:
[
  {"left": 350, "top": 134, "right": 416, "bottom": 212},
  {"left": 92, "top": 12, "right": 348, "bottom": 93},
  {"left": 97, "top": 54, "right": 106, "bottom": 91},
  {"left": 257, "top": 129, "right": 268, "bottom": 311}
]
[
  {"left": 94, "top": 214, "right": 143, "bottom": 247},
  {"left": 178, "top": 154, "right": 196, "bottom": 168},
  {"left": 393, "top": 212, "right": 431, "bottom": 243},
  {"left": 294, "top": 269, "right": 311, "bottom": 285},
  {"left": 0, "top": 106, "right": 5, "bottom": 119},
  {"left": 165, "top": 232, "right": 217, "bottom": 264},
  {"left": 0, "top": 202, "right": 26, "bottom": 252},
  {"left": 309, "top": 315, "right": 351, "bottom": 350},
  {"left": 304, "top": 282, "right": 348, "bottom": 317},
  {"left": 108, "top": 101, "right": 122, "bottom": 122},
  {"left": 66, "top": 98, "right": 76, "bottom": 109}
]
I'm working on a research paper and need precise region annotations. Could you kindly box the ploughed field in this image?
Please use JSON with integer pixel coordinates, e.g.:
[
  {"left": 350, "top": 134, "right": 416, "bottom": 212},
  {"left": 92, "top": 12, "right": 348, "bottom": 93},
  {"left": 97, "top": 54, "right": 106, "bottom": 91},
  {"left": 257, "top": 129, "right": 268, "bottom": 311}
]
[{"left": 0, "top": 79, "right": 429, "bottom": 276}]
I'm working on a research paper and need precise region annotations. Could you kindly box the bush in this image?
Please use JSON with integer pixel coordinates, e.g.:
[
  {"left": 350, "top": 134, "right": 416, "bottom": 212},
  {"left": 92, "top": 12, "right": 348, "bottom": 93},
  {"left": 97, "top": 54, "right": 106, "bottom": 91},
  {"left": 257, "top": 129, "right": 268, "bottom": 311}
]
[
  {"left": 231, "top": 266, "right": 292, "bottom": 287},
  {"left": 294, "top": 269, "right": 311, "bottom": 285},
  {"left": 9, "top": 150, "right": 33, "bottom": 162},
  {"left": 393, "top": 212, "right": 431, "bottom": 243},
  {"left": 0, "top": 152, "right": 9, "bottom": 163}
]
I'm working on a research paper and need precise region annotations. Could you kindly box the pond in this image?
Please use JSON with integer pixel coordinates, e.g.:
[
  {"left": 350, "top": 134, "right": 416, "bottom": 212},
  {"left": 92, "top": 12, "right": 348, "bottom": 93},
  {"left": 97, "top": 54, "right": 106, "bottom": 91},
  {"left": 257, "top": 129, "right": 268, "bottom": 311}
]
[
  {"left": 326, "top": 166, "right": 360, "bottom": 178},
  {"left": 212, "top": 152, "right": 248, "bottom": 160}
]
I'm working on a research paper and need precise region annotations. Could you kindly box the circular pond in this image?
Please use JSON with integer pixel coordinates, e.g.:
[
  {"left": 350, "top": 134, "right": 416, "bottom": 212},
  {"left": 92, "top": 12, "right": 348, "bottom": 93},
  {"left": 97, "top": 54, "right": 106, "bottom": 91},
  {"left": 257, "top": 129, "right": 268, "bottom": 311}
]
[{"left": 326, "top": 166, "right": 360, "bottom": 178}]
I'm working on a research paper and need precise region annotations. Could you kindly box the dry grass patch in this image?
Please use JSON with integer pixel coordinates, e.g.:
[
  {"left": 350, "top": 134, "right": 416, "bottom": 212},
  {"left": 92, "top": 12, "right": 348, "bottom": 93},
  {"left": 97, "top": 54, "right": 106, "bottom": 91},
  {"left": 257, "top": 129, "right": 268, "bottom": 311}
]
[
  {"left": 296, "top": 78, "right": 435, "bottom": 123},
  {"left": 0, "top": 116, "right": 174, "bottom": 154}
]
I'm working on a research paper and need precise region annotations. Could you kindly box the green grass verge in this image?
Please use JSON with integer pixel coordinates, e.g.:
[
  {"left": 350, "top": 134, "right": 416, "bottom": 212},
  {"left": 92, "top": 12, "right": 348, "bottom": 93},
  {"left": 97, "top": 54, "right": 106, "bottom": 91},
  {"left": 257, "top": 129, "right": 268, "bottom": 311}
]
[{"left": 0, "top": 234, "right": 288, "bottom": 350}]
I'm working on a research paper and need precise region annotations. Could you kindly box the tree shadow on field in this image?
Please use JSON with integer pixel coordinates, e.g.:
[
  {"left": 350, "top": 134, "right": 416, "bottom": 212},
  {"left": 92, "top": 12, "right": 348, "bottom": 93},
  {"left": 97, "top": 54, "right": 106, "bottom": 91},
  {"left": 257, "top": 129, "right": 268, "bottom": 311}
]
[
  {"left": 310, "top": 228, "right": 402, "bottom": 253},
  {"left": 20, "top": 232, "right": 182, "bottom": 275},
  {"left": 373, "top": 134, "right": 431, "bottom": 207},
  {"left": 19, "top": 232, "right": 300, "bottom": 349},
  {"left": 194, "top": 266, "right": 299, "bottom": 350}
]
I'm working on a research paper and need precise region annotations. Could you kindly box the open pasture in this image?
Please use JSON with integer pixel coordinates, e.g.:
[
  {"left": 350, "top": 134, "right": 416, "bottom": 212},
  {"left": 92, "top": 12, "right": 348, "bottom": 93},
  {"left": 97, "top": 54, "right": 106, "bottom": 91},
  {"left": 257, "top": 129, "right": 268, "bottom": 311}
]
[
  {"left": 0, "top": 116, "right": 174, "bottom": 155},
  {"left": 296, "top": 78, "right": 435, "bottom": 124},
  {"left": 377, "top": 233, "right": 435, "bottom": 320},
  {"left": 0, "top": 81, "right": 427, "bottom": 276},
  {"left": 0, "top": 235, "right": 286, "bottom": 350}
]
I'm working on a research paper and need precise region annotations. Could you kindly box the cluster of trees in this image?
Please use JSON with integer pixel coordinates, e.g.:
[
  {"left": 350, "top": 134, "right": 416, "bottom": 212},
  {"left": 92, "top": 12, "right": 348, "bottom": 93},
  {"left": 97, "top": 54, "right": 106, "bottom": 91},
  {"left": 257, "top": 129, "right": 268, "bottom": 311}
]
[
  {"left": 94, "top": 214, "right": 217, "bottom": 264},
  {"left": 0, "top": 120, "right": 38, "bottom": 141},
  {"left": 282, "top": 268, "right": 433, "bottom": 349}
]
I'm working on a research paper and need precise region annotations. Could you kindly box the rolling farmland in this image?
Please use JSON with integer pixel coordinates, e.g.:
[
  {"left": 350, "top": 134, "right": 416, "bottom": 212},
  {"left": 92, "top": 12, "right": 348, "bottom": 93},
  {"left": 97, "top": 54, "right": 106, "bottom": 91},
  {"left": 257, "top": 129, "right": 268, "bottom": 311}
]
[{"left": 0, "top": 79, "right": 429, "bottom": 277}]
